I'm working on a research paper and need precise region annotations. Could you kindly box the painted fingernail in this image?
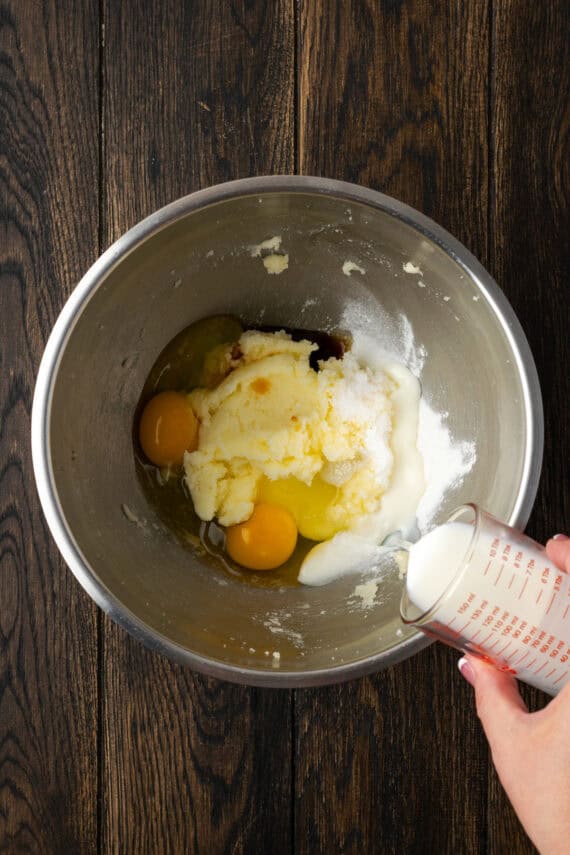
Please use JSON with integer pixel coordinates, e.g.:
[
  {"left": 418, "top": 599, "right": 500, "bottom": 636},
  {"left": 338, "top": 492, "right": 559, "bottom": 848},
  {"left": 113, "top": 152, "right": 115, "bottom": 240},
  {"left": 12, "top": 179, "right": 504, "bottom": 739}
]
[
  {"left": 553, "top": 534, "right": 569, "bottom": 541},
  {"left": 458, "top": 657, "right": 475, "bottom": 686}
]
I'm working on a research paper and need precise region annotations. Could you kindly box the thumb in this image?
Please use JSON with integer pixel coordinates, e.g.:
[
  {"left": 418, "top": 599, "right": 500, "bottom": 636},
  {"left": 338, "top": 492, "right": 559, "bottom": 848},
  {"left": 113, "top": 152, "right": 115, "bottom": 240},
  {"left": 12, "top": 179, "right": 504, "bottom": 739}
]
[{"left": 459, "top": 654, "right": 528, "bottom": 754}]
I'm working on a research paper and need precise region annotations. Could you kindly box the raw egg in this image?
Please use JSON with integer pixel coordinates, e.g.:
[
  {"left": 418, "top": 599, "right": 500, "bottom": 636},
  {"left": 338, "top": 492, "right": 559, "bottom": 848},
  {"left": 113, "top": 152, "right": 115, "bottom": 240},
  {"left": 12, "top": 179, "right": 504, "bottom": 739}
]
[
  {"left": 139, "top": 391, "right": 199, "bottom": 466},
  {"left": 225, "top": 503, "right": 298, "bottom": 570},
  {"left": 257, "top": 475, "right": 340, "bottom": 541}
]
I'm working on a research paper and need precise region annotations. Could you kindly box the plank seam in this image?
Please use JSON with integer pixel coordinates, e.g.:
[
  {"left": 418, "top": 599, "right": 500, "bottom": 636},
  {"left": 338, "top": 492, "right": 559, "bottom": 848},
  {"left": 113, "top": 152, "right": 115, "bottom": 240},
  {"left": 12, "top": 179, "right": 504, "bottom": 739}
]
[
  {"left": 96, "top": 1, "right": 106, "bottom": 852},
  {"left": 487, "top": 0, "right": 496, "bottom": 274},
  {"left": 294, "top": 0, "right": 300, "bottom": 175},
  {"left": 291, "top": 690, "right": 296, "bottom": 853}
]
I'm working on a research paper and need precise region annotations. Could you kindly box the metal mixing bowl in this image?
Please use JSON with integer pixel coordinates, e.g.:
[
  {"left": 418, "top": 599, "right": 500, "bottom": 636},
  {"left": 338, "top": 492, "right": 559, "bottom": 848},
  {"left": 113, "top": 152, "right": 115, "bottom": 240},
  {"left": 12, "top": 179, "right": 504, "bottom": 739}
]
[{"left": 31, "top": 176, "right": 543, "bottom": 686}]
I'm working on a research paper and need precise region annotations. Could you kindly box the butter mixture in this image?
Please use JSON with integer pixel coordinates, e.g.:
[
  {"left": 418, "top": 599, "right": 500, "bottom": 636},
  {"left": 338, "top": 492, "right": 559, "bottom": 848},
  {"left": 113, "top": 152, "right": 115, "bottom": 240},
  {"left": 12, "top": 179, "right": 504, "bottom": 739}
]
[
  {"left": 136, "top": 317, "right": 430, "bottom": 583},
  {"left": 181, "top": 329, "right": 424, "bottom": 577}
]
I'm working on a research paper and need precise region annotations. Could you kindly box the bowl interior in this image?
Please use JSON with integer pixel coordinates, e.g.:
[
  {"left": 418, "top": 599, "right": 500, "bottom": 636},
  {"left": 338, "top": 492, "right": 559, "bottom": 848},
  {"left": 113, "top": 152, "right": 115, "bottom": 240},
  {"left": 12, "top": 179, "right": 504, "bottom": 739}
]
[{"left": 47, "top": 190, "right": 536, "bottom": 680}]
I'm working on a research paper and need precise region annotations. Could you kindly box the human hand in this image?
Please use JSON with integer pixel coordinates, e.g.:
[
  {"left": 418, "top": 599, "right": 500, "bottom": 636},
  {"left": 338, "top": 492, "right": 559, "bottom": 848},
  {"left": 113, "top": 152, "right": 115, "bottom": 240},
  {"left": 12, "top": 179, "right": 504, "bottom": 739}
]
[{"left": 458, "top": 535, "right": 570, "bottom": 855}]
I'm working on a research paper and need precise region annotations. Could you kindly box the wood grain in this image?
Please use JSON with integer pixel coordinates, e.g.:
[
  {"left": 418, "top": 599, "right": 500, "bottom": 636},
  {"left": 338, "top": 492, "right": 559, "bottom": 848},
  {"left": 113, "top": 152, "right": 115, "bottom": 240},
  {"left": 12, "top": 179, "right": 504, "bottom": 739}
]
[
  {"left": 103, "top": 638, "right": 293, "bottom": 854},
  {"left": 295, "top": 649, "right": 491, "bottom": 855},
  {"left": 297, "top": 2, "right": 491, "bottom": 852},
  {"left": 487, "top": 3, "right": 570, "bottom": 852},
  {"left": 0, "top": 1, "right": 100, "bottom": 852},
  {"left": 490, "top": 0, "right": 570, "bottom": 541},
  {"left": 299, "top": 0, "right": 490, "bottom": 257},
  {"left": 104, "top": 0, "right": 295, "bottom": 241},
  {"left": 101, "top": 1, "right": 295, "bottom": 852}
]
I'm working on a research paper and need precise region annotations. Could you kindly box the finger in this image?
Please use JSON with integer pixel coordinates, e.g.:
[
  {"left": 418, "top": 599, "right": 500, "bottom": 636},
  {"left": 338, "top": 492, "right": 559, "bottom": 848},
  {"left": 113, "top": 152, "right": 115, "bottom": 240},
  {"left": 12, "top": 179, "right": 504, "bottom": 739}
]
[
  {"left": 546, "top": 536, "right": 570, "bottom": 573},
  {"left": 459, "top": 654, "right": 528, "bottom": 753}
]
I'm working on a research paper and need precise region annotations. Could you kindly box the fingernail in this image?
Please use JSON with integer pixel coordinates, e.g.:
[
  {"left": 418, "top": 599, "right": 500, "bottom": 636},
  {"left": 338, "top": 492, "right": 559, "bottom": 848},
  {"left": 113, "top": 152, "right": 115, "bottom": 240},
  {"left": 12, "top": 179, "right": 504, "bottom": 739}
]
[
  {"left": 553, "top": 534, "right": 569, "bottom": 541},
  {"left": 458, "top": 656, "right": 475, "bottom": 686}
]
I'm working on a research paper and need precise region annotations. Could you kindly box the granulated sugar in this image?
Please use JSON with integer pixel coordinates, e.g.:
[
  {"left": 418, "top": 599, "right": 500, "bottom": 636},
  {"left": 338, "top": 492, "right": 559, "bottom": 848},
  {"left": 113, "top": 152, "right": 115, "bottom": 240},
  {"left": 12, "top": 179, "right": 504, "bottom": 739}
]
[{"left": 341, "top": 298, "right": 476, "bottom": 534}]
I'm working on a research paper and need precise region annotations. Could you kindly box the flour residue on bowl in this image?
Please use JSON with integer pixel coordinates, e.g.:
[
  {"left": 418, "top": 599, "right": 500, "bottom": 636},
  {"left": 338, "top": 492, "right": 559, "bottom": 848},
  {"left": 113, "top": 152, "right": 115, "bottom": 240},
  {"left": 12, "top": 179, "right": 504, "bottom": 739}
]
[
  {"left": 260, "top": 612, "right": 305, "bottom": 648},
  {"left": 121, "top": 503, "right": 147, "bottom": 529},
  {"left": 341, "top": 302, "right": 427, "bottom": 377}
]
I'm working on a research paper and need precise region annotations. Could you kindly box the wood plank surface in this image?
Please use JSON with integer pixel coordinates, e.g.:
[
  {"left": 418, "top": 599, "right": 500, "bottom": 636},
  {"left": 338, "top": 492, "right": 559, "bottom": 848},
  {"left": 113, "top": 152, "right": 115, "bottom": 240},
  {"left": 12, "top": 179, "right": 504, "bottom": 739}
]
[
  {"left": 101, "top": 2, "right": 295, "bottom": 853},
  {"left": 299, "top": 0, "right": 490, "bottom": 259},
  {"left": 0, "top": 1, "right": 100, "bottom": 852},
  {"left": 297, "top": 2, "right": 491, "bottom": 853},
  {"left": 487, "top": 3, "right": 570, "bottom": 852}
]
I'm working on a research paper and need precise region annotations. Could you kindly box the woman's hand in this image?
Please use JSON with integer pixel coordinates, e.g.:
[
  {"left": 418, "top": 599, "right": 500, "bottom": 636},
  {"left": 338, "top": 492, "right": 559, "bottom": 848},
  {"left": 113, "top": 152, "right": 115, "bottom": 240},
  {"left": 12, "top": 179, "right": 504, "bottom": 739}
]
[{"left": 459, "top": 536, "right": 570, "bottom": 855}]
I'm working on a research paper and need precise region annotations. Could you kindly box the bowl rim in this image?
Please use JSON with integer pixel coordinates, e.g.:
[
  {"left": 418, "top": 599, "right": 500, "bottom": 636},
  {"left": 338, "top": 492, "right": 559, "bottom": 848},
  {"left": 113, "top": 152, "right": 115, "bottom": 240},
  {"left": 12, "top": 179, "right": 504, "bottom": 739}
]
[{"left": 31, "top": 175, "right": 544, "bottom": 687}]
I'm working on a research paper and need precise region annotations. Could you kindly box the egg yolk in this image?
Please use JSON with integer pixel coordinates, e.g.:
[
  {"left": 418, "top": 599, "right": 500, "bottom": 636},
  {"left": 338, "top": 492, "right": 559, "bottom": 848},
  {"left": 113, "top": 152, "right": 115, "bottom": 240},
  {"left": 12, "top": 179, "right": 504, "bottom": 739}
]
[
  {"left": 139, "top": 391, "right": 199, "bottom": 466},
  {"left": 225, "top": 503, "right": 298, "bottom": 570},
  {"left": 257, "top": 475, "right": 340, "bottom": 541}
]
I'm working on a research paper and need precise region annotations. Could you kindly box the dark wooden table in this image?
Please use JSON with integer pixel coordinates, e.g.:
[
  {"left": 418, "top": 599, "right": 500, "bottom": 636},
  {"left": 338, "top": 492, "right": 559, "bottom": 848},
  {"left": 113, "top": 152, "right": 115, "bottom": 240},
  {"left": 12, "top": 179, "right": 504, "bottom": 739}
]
[{"left": 2, "top": 1, "right": 569, "bottom": 852}]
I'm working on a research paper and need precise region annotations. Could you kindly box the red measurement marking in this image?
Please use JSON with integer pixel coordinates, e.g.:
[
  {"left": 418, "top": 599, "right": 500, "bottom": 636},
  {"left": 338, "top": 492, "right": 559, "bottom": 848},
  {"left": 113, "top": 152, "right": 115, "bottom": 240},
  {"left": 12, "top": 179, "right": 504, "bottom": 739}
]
[
  {"left": 480, "top": 632, "right": 494, "bottom": 647},
  {"left": 527, "top": 658, "right": 538, "bottom": 670},
  {"left": 508, "top": 573, "right": 516, "bottom": 590},
  {"left": 545, "top": 668, "right": 557, "bottom": 679},
  {"left": 564, "top": 606, "right": 570, "bottom": 620},
  {"left": 534, "top": 661, "right": 547, "bottom": 675},
  {"left": 483, "top": 560, "right": 492, "bottom": 577},
  {"left": 518, "top": 578, "right": 529, "bottom": 600},
  {"left": 458, "top": 621, "right": 471, "bottom": 635},
  {"left": 536, "top": 589, "right": 543, "bottom": 605},
  {"left": 494, "top": 564, "right": 505, "bottom": 587},
  {"left": 448, "top": 617, "right": 457, "bottom": 627},
  {"left": 553, "top": 673, "right": 567, "bottom": 686},
  {"left": 488, "top": 638, "right": 500, "bottom": 651},
  {"left": 546, "top": 592, "right": 557, "bottom": 615},
  {"left": 508, "top": 647, "right": 524, "bottom": 662},
  {"left": 470, "top": 629, "right": 482, "bottom": 642},
  {"left": 496, "top": 640, "right": 513, "bottom": 658}
]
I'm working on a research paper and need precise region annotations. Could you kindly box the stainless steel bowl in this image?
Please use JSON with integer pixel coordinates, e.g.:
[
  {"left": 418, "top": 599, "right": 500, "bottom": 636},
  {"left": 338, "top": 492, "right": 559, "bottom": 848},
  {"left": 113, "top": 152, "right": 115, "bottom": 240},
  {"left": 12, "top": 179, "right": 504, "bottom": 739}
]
[{"left": 31, "top": 176, "right": 543, "bottom": 686}]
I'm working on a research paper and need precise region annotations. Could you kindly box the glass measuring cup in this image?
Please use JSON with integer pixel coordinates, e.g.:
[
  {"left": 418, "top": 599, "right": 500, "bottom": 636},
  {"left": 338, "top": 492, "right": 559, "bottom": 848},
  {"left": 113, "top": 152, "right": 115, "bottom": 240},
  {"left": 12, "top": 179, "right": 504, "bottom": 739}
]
[{"left": 400, "top": 505, "right": 570, "bottom": 695}]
